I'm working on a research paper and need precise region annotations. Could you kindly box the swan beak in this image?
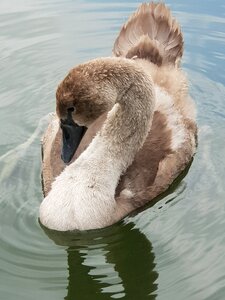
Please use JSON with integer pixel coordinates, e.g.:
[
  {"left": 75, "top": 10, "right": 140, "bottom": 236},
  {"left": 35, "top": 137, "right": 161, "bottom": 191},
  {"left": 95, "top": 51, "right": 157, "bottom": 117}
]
[{"left": 60, "top": 119, "right": 87, "bottom": 164}]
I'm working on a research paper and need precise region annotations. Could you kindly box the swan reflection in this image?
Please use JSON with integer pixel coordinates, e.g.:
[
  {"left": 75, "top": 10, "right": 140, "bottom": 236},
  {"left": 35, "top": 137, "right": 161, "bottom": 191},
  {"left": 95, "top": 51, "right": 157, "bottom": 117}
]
[{"left": 41, "top": 222, "right": 158, "bottom": 299}]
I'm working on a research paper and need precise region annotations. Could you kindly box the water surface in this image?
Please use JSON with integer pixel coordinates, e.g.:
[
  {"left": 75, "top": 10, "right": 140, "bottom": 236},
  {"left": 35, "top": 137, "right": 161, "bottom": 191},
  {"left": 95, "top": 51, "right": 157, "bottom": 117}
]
[{"left": 0, "top": 0, "right": 225, "bottom": 299}]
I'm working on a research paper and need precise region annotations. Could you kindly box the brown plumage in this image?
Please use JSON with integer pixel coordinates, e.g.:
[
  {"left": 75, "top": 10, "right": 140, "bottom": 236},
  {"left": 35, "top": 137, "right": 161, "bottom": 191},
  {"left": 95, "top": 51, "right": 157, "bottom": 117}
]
[
  {"left": 41, "top": 2, "right": 197, "bottom": 228},
  {"left": 113, "top": 2, "right": 183, "bottom": 66}
]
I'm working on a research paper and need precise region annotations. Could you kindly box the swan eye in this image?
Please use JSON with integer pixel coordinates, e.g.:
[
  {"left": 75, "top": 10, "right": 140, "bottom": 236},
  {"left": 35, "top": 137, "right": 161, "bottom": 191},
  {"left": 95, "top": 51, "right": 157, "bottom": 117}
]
[{"left": 67, "top": 107, "right": 75, "bottom": 113}]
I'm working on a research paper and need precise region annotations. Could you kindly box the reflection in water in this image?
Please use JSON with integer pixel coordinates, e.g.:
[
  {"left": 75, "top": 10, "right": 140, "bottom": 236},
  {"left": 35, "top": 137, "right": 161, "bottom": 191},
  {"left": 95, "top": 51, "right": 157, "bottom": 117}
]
[{"left": 41, "top": 223, "right": 158, "bottom": 300}]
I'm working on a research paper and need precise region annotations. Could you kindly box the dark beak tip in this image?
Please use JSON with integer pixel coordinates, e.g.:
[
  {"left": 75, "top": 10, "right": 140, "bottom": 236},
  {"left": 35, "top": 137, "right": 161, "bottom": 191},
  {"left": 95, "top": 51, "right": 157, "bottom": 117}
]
[{"left": 61, "top": 154, "right": 69, "bottom": 164}]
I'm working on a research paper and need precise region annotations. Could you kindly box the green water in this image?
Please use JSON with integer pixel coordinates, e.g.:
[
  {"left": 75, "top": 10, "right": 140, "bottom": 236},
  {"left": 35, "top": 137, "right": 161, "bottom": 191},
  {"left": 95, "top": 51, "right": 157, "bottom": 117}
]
[{"left": 0, "top": 0, "right": 225, "bottom": 299}]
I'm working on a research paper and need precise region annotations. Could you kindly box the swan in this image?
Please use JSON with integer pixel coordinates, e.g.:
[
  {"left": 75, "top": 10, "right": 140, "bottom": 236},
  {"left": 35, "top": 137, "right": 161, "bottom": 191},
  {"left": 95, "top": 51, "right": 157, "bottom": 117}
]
[{"left": 40, "top": 3, "right": 197, "bottom": 231}]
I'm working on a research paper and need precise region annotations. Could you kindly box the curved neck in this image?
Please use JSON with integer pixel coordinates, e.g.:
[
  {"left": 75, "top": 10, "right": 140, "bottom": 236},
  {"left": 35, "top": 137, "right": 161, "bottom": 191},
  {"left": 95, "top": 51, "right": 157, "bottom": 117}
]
[
  {"left": 98, "top": 59, "right": 155, "bottom": 172},
  {"left": 69, "top": 58, "right": 155, "bottom": 181}
]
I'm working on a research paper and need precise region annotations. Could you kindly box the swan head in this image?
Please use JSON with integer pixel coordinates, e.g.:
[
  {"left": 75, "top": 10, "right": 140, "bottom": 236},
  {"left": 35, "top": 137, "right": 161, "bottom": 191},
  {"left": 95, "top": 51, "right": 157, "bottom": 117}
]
[
  {"left": 56, "top": 60, "right": 117, "bottom": 127},
  {"left": 55, "top": 59, "right": 118, "bottom": 163}
]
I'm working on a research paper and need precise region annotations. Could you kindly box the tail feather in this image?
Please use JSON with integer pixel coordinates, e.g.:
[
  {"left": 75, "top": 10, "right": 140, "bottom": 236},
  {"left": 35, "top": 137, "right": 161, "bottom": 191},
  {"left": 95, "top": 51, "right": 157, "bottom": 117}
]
[{"left": 113, "top": 2, "right": 183, "bottom": 66}]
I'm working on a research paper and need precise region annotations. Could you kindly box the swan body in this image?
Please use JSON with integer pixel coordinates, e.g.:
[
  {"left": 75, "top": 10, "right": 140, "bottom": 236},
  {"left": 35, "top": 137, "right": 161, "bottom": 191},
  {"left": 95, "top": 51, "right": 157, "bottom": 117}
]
[{"left": 40, "top": 3, "right": 197, "bottom": 231}]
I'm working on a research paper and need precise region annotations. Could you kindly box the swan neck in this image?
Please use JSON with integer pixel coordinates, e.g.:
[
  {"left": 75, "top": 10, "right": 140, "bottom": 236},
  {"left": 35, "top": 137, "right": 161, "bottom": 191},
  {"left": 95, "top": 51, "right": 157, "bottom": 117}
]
[{"left": 100, "top": 59, "right": 155, "bottom": 171}]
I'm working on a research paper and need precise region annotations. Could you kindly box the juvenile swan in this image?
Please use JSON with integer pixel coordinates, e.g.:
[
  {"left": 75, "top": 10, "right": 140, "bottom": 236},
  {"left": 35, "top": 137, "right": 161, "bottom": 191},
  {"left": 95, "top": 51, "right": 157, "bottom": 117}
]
[{"left": 40, "top": 3, "right": 197, "bottom": 231}]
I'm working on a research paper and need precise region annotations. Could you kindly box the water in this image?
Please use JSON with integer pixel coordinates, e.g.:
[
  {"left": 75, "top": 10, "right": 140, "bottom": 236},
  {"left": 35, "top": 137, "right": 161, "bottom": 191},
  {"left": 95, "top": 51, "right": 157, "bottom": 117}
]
[{"left": 0, "top": 0, "right": 225, "bottom": 299}]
